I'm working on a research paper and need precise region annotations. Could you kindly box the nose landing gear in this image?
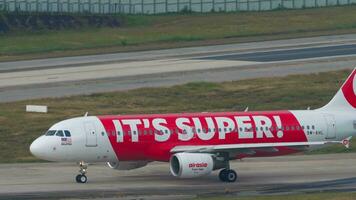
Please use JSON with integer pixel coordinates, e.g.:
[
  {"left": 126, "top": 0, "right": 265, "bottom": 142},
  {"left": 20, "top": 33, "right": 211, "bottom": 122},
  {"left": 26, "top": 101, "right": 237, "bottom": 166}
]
[{"left": 76, "top": 161, "right": 88, "bottom": 183}]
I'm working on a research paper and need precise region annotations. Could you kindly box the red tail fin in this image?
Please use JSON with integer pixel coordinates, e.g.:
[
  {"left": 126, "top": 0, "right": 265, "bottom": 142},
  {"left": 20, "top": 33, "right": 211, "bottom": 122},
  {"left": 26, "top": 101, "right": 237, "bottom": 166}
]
[{"left": 320, "top": 68, "right": 356, "bottom": 111}]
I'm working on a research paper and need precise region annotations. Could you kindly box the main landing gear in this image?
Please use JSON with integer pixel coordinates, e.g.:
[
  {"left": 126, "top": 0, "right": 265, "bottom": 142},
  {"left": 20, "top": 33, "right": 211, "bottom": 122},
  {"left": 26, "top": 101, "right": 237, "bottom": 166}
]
[
  {"left": 76, "top": 161, "right": 88, "bottom": 183},
  {"left": 217, "top": 153, "right": 237, "bottom": 182},
  {"left": 219, "top": 168, "right": 237, "bottom": 182}
]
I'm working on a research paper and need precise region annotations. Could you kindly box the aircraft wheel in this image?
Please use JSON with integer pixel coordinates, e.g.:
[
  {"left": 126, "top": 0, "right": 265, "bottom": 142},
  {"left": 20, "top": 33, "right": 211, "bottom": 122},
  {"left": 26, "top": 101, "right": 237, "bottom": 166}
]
[
  {"left": 219, "top": 169, "right": 228, "bottom": 182},
  {"left": 225, "top": 169, "right": 237, "bottom": 182},
  {"left": 76, "top": 174, "right": 87, "bottom": 183}
]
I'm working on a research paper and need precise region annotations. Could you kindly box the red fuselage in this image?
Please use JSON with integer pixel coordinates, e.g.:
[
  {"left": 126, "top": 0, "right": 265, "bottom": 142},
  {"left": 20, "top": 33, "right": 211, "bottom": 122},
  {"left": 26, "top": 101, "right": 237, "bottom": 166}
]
[{"left": 99, "top": 110, "right": 308, "bottom": 161}]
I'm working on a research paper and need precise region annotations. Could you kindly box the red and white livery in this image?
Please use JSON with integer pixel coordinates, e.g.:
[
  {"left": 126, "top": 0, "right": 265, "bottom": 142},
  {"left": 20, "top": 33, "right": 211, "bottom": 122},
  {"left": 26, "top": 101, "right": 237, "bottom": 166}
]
[{"left": 30, "top": 68, "right": 356, "bottom": 183}]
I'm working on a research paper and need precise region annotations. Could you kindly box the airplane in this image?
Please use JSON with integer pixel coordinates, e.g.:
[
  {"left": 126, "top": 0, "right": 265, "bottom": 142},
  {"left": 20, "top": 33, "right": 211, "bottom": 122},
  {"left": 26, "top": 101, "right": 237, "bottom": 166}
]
[{"left": 30, "top": 68, "right": 356, "bottom": 184}]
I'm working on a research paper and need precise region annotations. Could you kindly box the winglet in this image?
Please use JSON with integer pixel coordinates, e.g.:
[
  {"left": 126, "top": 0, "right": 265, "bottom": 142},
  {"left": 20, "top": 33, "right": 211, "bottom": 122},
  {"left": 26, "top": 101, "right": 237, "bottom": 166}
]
[{"left": 341, "top": 136, "right": 352, "bottom": 149}]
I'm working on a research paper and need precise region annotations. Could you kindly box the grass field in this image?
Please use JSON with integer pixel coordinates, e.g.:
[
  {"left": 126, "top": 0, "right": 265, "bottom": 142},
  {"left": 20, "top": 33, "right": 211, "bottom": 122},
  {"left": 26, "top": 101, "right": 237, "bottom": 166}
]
[
  {"left": 195, "top": 192, "right": 356, "bottom": 200},
  {"left": 0, "top": 69, "right": 353, "bottom": 163},
  {"left": 1, "top": 5, "right": 356, "bottom": 61}
]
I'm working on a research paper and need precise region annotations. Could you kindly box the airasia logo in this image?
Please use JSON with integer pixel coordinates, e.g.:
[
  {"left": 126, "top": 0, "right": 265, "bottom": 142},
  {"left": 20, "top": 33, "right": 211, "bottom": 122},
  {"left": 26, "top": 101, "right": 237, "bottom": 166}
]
[{"left": 189, "top": 162, "right": 208, "bottom": 168}]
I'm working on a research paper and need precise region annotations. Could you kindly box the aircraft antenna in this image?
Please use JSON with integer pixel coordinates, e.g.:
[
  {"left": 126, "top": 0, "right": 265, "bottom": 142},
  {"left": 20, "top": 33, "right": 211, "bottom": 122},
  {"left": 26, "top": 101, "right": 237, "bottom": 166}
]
[{"left": 244, "top": 107, "right": 249, "bottom": 112}]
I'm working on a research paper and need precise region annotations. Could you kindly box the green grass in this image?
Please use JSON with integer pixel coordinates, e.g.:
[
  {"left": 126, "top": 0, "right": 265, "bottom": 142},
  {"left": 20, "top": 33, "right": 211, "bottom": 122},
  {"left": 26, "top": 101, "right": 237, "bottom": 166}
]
[
  {"left": 1, "top": 5, "right": 356, "bottom": 60},
  {"left": 195, "top": 192, "right": 356, "bottom": 200},
  {"left": 0, "top": 69, "right": 354, "bottom": 163}
]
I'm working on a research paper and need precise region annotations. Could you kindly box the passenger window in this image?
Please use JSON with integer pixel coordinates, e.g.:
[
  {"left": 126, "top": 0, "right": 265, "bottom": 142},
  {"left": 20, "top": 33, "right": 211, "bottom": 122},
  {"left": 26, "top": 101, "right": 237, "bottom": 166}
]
[
  {"left": 307, "top": 125, "right": 310, "bottom": 129},
  {"left": 312, "top": 125, "right": 315, "bottom": 130},
  {"left": 56, "top": 130, "right": 64, "bottom": 137},
  {"left": 64, "top": 130, "right": 71, "bottom": 137},
  {"left": 353, "top": 120, "right": 356, "bottom": 129},
  {"left": 239, "top": 127, "right": 243, "bottom": 132}
]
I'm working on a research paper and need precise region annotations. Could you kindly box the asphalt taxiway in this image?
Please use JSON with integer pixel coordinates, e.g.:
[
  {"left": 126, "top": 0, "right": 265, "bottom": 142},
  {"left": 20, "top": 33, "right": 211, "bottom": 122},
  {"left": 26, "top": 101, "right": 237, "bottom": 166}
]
[
  {"left": 1, "top": 34, "right": 356, "bottom": 102},
  {"left": 1, "top": 153, "right": 356, "bottom": 199}
]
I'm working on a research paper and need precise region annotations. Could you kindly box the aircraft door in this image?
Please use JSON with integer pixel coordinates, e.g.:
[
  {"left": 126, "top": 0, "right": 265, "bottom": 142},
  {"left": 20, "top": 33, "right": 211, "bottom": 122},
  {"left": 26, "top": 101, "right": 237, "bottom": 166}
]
[
  {"left": 84, "top": 121, "right": 98, "bottom": 147},
  {"left": 324, "top": 114, "right": 336, "bottom": 139}
]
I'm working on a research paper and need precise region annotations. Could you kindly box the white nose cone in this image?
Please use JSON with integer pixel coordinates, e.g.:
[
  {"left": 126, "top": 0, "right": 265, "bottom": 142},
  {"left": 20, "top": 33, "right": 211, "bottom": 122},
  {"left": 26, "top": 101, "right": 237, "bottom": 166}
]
[{"left": 30, "top": 136, "right": 48, "bottom": 160}]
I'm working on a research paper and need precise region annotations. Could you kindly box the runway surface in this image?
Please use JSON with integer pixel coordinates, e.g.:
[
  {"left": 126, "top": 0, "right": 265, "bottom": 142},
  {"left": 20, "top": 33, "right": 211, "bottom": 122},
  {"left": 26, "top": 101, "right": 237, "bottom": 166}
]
[
  {"left": 200, "top": 44, "right": 356, "bottom": 62},
  {"left": 1, "top": 34, "right": 356, "bottom": 102},
  {"left": 2, "top": 153, "right": 356, "bottom": 200}
]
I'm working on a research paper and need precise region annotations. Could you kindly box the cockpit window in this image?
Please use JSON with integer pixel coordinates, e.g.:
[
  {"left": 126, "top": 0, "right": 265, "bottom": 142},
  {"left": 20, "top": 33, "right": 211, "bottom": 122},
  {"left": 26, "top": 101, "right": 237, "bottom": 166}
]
[
  {"left": 45, "top": 130, "right": 71, "bottom": 137},
  {"left": 45, "top": 130, "right": 56, "bottom": 136},
  {"left": 64, "top": 130, "right": 71, "bottom": 137},
  {"left": 56, "top": 130, "right": 64, "bottom": 137}
]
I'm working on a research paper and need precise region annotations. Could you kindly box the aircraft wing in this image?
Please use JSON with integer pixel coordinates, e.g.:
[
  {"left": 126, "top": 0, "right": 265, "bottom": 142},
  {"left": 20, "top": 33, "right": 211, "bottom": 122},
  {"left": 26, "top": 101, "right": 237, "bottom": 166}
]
[{"left": 170, "top": 136, "right": 352, "bottom": 154}]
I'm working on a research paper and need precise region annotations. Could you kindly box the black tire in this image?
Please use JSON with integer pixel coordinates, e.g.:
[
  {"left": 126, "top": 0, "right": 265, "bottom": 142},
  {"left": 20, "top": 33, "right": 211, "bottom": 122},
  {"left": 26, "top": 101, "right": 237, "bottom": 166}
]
[
  {"left": 76, "top": 174, "right": 87, "bottom": 183},
  {"left": 226, "top": 170, "right": 237, "bottom": 182},
  {"left": 75, "top": 174, "right": 81, "bottom": 183},
  {"left": 219, "top": 169, "right": 228, "bottom": 182}
]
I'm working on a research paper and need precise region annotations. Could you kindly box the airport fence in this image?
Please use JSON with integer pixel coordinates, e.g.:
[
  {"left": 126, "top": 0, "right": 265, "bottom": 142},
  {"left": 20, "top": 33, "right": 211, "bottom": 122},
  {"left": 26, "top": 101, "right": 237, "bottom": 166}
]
[{"left": 0, "top": 0, "right": 355, "bottom": 14}]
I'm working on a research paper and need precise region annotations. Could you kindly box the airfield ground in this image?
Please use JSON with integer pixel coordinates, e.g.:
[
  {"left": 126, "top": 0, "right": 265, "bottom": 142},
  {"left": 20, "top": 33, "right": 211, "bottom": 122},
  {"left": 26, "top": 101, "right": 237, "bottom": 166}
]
[{"left": 1, "top": 153, "right": 356, "bottom": 199}]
